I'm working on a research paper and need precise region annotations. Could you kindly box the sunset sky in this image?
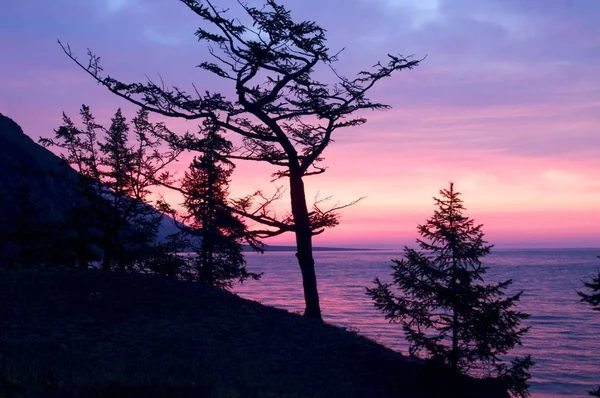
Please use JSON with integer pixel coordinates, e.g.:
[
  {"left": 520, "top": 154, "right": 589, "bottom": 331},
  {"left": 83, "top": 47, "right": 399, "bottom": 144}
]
[{"left": 2, "top": 0, "right": 600, "bottom": 248}]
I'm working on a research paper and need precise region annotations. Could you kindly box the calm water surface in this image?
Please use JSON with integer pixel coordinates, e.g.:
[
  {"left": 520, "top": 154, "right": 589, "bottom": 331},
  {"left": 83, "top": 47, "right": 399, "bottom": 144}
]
[{"left": 234, "top": 248, "right": 600, "bottom": 397}]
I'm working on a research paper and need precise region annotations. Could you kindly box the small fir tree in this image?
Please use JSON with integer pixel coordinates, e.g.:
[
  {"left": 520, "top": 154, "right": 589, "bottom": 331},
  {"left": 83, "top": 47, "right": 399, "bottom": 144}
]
[
  {"left": 98, "top": 109, "right": 166, "bottom": 271},
  {"left": 578, "top": 266, "right": 600, "bottom": 397},
  {"left": 367, "top": 183, "right": 532, "bottom": 397},
  {"left": 179, "top": 126, "right": 262, "bottom": 289}
]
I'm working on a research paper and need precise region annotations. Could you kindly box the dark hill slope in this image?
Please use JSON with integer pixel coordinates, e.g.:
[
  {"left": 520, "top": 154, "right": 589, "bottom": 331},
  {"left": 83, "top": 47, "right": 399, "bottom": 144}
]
[
  {"left": 0, "top": 269, "right": 507, "bottom": 398},
  {"left": 0, "top": 114, "right": 178, "bottom": 241},
  {"left": 0, "top": 114, "right": 79, "bottom": 224}
]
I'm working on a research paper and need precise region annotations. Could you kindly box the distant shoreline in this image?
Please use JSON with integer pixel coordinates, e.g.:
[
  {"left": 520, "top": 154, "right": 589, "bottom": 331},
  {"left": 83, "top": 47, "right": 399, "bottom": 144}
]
[
  {"left": 244, "top": 246, "right": 600, "bottom": 253},
  {"left": 243, "top": 245, "right": 383, "bottom": 252}
]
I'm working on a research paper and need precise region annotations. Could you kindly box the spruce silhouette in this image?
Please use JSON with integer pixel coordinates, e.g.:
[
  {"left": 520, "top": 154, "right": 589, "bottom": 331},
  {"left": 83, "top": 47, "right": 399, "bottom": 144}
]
[{"left": 367, "top": 183, "right": 532, "bottom": 397}]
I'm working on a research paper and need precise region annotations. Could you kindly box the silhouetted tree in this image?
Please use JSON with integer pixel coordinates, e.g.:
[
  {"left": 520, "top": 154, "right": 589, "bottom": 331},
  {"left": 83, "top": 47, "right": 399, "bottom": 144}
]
[
  {"left": 367, "top": 183, "right": 532, "bottom": 397},
  {"left": 40, "top": 106, "right": 180, "bottom": 271},
  {"left": 579, "top": 268, "right": 600, "bottom": 312},
  {"left": 161, "top": 125, "right": 262, "bottom": 289},
  {"left": 579, "top": 267, "right": 600, "bottom": 397},
  {"left": 59, "top": 0, "right": 420, "bottom": 320}
]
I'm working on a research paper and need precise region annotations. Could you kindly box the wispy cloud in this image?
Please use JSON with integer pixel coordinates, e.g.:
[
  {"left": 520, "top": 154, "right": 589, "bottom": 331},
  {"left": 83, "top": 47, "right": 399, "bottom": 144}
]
[
  {"left": 143, "top": 28, "right": 183, "bottom": 46},
  {"left": 105, "top": 0, "right": 133, "bottom": 13}
]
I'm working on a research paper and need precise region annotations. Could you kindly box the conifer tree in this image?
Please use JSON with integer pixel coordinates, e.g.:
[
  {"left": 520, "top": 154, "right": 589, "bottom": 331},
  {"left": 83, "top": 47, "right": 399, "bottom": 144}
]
[
  {"left": 367, "top": 183, "right": 532, "bottom": 397},
  {"left": 177, "top": 125, "right": 262, "bottom": 289},
  {"left": 40, "top": 106, "right": 180, "bottom": 271},
  {"left": 578, "top": 268, "right": 600, "bottom": 397},
  {"left": 98, "top": 108, "right": 163, "bottom": 271}
]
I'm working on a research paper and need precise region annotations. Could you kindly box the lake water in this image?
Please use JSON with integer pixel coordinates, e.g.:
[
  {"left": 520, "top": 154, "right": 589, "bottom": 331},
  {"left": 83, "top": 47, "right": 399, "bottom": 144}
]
[{"left": 234, "top": 248, "right": 600, "bottom": 397}]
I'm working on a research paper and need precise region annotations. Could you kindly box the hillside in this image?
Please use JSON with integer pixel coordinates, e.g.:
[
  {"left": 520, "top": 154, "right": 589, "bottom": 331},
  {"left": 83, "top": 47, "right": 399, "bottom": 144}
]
[
  {"left": 0, "top": 113, "right": 178, "bottom": 242},
  {"left": 0, "top": 113, "right": 80, "bottom": 224},
  {"left": 0, "top": 268, "right": 508, "bottom": 398}
]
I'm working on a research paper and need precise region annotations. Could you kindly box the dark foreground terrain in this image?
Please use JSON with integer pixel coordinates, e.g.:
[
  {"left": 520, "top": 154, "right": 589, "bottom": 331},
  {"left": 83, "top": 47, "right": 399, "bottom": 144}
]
[{"left": 0, "top": 268, "right": 507, "bottom": 397}]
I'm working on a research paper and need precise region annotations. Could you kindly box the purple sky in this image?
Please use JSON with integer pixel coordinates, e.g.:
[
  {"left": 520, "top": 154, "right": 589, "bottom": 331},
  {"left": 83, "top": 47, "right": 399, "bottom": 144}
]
[{"left": 2, "top": 0, "right": 600, "bottom": 248}]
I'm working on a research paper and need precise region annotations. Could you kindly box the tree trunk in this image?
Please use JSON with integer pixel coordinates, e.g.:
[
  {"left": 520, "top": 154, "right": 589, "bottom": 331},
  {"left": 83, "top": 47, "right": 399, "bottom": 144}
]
[
  {"left": 289, "top": 172, "right": 322, "bottom": 322},
  {"left": 202, "top": 236, "right": 214, "bottom": 285},
  {"left": 102, "top": 237, "right": 112, "bottom": 272},
  {"left": 200, "top": 197, "right": 214, "bottom": 285},
  {"left": 77, "top": 250, "right": 89, "bottom": 269},
  {"left": 452, "top": 301, "right": 459, "bottom": 374},
  {"left": 451, "top": 252, "right": 459, "bottom": 375}
]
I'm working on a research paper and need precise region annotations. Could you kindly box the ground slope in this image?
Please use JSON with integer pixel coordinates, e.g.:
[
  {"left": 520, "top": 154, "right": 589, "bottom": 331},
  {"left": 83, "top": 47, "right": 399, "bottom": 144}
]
[{"left": 0, "top": 269, "right": 507, "bottom": 398}]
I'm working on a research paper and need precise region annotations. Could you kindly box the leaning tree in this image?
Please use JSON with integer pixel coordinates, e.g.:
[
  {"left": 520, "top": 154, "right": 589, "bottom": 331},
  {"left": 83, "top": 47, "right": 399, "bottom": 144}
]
[{"left": 59, "top": 0, "right": 419, "bottom": 320}]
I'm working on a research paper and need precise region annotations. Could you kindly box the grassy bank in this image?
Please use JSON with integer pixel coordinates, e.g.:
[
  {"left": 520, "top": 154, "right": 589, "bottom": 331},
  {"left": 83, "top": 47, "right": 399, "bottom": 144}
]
[{"left": 0, "top": 268, "right": 506, "bottom": 397}]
